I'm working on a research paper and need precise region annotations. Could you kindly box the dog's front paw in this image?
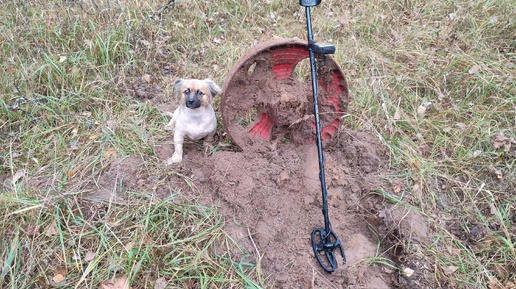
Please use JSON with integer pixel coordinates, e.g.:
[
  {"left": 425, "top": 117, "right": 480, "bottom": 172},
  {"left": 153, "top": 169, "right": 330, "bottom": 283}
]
[
  {"left": 203, "top": 141, "right": 214, "bottom": 154},
  {"left": 166, "top": 153, "right": 182, "bottom": 165}
]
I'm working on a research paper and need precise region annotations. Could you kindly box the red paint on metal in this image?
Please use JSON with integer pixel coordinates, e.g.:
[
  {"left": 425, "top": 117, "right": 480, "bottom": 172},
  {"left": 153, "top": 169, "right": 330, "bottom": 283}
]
[
  {"left": 249, "top": 113, "right": 273, "bottom": 140},
  {"left": 271, "top": 47, "right": 309, "bottom": 80}
]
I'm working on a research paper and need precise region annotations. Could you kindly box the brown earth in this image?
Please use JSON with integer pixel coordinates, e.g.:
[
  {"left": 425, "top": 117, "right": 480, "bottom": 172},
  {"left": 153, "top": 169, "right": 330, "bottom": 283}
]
[{"left": 189, "top": 131, "right": 391, "bottom": 289}]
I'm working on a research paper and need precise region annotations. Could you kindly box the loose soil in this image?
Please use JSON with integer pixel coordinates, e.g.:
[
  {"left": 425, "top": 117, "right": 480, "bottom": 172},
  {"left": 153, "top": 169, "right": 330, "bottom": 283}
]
[{"left": 189, "top": 131, "right": 390, "bottom": 289}]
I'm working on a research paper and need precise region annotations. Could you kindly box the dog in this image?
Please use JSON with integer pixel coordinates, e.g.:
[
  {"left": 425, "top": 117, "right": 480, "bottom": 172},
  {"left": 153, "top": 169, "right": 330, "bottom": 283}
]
[{"left": 164, "top": 78, "right": 222, "bottom": 164}]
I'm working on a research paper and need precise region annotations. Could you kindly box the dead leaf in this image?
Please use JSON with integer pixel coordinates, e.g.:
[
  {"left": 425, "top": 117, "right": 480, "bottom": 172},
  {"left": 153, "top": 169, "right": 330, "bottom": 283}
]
[
  {"left": 52, "top": 273, "right": 65, "bottom": 283},
  {"left": 456, "top": 122, "right": 466, "bottom": 130},
  {"left": 482, "top": 237, "right": 495, "bottom": 247},
  {"left": 25, "top": 225, "right": 41, "bottom": 237},
  {"left": 468, "top": 65, "right": 480, "bottom": 74},
  {"left": 385, "top": 274, "right": 394, "bottom": 285},
  {"left": 471, "top": 150, "right": 482, "bottom": 158},
  {"left": 493, "top": 132, "right": 507, "bottom": 149},
  {"left": 70, "top": 140, "right": 79, "bottom": 150},
  {"left": 412, "top": 183, "right": 422, "bottom": 195},
  {"left": 212, "top": 37, "right": 221, "bottom": 44},
  {"left": 492, "top": 132, "right": 515, "bottom": 151},
  {"left": 417, "top": 105, "right": 426, "bottom": 116},
  {"left": 103, "top": 147, "right": 118, "bottom": 159},
  {"left": 85, "top": 251, "right": 96, "bottom": 261},
  {"left": 488, "top": 166, "right": 503, "bottom": 180},
  {"left": 419, "top": 145, "right": 431, "bottom": 157},
  {"left": 489, "top": 203, "right": 498, "bottom": 215},
  {"left": 142, "top": 74, "right": 151, "bottom": 84},
  {"left": 154, "top": 277, "right": 167, "bottom": 289},
  {"left": 59, "top": 56, "right": 67, "bottom": 63},
  {"left": 402, "top": 267, "right": 415, "bottom": 277},
  {"left": 12, "top": 169, "right": 25, "bottom": 184},
  {"left": 393, "top": 110, "right": 400, "bottom": 120},
  {"left": 100, "top": 276, "right": 131, "bottom": 289},
  {"left": 408, "top": 157, "right": 421, "bottom": 168},
  {"left": 125, "top": 241, "right": 136, "bottom": 251},
  {"left": 11, "top": 152, "right": 22, "bottom": 158},
  {"left": 488, "top": 276, "right": 502, "bottom": 289},
  {"left": 442, "top": 265, "right": 458, "bottom": 276},
  {"left": 45, "top": 223, "right": 59, "bottom": 237}
]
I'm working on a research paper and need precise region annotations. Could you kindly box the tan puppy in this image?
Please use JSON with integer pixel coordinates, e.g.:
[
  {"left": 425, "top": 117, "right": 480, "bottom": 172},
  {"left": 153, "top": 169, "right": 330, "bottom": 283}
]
[{"left": 164, "top": 78, "right": 222, "bottom": 164}]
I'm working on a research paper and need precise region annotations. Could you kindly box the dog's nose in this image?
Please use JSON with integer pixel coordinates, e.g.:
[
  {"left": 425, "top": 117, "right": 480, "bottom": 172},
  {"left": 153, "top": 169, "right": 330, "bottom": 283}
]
[{"left": 185, "top": 98, "right": 200, "bottom": 109}]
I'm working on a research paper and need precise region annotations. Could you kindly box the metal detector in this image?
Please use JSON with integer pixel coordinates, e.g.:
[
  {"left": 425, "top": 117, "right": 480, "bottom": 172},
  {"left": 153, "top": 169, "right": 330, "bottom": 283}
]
[{"left": 300, "top": 0, "right": 346, "bottom": 273}]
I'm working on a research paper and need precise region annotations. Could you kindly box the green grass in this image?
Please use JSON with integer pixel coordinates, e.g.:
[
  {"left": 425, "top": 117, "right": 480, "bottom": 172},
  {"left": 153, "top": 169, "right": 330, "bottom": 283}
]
[{"left": 1, "top": 0, "right": 515, "bottom": 288}]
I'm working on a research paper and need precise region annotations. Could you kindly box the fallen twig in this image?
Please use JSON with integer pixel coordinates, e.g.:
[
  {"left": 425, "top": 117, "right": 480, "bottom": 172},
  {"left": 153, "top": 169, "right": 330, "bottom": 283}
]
[
  {"left": 1, "top": 82, "right": 47, "bottom": 123},
  {"left": 68, "top": 0, "right": 93, "bottom": 15},
  {"left": 90, "top": 0, "right": 100, "bottom": 12},
  {"left": 0, "top": 131, "right": 14, "bottom": 138},
  {"left": 22, "top": 0, "right": 28, "bottom": 23},
  {"left": 132, "top": 0, "right": 177, "bottom": 39},
  {"left": 116, "top": 0, "right": 132, "bottom": 30}
]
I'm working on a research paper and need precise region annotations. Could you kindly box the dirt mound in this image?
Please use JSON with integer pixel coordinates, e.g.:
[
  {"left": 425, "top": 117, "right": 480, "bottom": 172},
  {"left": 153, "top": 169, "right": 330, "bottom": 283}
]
[{"left": 188, "top": 130, "right": 390, "bottom": 288}]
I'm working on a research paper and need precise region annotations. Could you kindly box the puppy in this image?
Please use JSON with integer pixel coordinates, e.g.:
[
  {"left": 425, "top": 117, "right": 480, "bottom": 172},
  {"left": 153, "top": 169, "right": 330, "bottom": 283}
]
[{"left": 164, "top": 78, "right": 222, "bottom": 164}]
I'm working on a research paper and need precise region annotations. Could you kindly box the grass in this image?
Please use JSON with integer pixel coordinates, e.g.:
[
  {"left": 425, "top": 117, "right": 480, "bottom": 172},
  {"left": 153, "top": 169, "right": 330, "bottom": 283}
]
[{"left": 1, "top": 0, "right": 515, "bottom": 288}]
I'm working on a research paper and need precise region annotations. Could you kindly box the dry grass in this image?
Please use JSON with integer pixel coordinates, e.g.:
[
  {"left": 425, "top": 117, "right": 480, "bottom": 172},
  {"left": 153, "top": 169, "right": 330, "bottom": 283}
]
[{"left": 1, "top": 0, "right": 515, "bottom": 288}]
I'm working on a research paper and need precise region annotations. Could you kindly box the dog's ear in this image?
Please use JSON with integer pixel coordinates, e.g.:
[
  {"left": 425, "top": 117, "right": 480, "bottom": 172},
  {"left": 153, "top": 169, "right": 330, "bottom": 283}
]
[
  {"left": 203, "top": 79, "right": 222, "bottom": 99},
  {"left": 174, "top": 78, "right": 185, "bottom": 94}
]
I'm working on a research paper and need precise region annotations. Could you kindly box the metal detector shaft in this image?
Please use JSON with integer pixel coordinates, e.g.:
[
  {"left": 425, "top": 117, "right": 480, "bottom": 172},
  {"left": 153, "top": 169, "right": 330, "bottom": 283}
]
[
  {"left": 305, "top": 7, "right": 330, "bottom": 234},
  {"left": 303, "top": 2, "right": 346, "bottom": 273}
]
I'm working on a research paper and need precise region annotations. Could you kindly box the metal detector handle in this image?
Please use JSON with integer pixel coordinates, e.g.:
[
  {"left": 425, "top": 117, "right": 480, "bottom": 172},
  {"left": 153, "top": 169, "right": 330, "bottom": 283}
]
[
  {"left": 299, "top": 0, "right": 321, "bottom": 7},
  {"left": 309, "top": 41, "right": 336, "bottom": 55}
]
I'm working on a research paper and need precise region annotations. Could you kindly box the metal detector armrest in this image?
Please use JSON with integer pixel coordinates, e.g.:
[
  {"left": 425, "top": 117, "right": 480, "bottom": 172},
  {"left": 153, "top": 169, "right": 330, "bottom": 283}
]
[{"left": 309, "top": 41, "right": 335, "bottom": 54}]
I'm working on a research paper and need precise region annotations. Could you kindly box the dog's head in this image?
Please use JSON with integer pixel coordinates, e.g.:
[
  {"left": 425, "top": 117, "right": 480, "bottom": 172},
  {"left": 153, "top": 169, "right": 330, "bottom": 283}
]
[{"left": 174, "top": 78, "right": 222, "bottom": 109}]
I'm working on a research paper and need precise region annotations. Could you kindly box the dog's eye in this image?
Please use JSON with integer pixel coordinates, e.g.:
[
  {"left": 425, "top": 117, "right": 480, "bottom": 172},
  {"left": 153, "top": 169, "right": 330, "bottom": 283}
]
[
  {"left": 184, "top": 88, "right": 190, "bottom": 94},
  {"left": 197, "top": 90, "right": 204, "bottom": 96}
]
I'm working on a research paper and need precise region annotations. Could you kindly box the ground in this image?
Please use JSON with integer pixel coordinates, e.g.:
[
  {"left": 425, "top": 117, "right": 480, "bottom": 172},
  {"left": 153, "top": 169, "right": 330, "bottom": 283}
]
[{"left": 1, "top": 0, "right": 515, "bottom": 288}]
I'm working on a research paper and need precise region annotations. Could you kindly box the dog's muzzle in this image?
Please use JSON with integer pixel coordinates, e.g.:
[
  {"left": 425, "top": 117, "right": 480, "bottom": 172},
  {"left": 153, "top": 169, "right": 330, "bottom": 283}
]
[{"left": 186, "top": 97, "right": 201, "bottom": 109}]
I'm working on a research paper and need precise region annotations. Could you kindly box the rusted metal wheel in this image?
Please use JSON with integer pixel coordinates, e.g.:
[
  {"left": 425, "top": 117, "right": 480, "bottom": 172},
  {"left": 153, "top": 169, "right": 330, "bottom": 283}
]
[{"left": 221, "top": 38, "right": 349, "bottom": 151}]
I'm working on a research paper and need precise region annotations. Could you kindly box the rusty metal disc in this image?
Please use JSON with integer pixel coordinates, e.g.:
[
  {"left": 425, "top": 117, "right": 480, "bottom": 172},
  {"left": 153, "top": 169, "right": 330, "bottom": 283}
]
[{"left": 221, "top": 38, "right": 349, "bottom": 151}]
